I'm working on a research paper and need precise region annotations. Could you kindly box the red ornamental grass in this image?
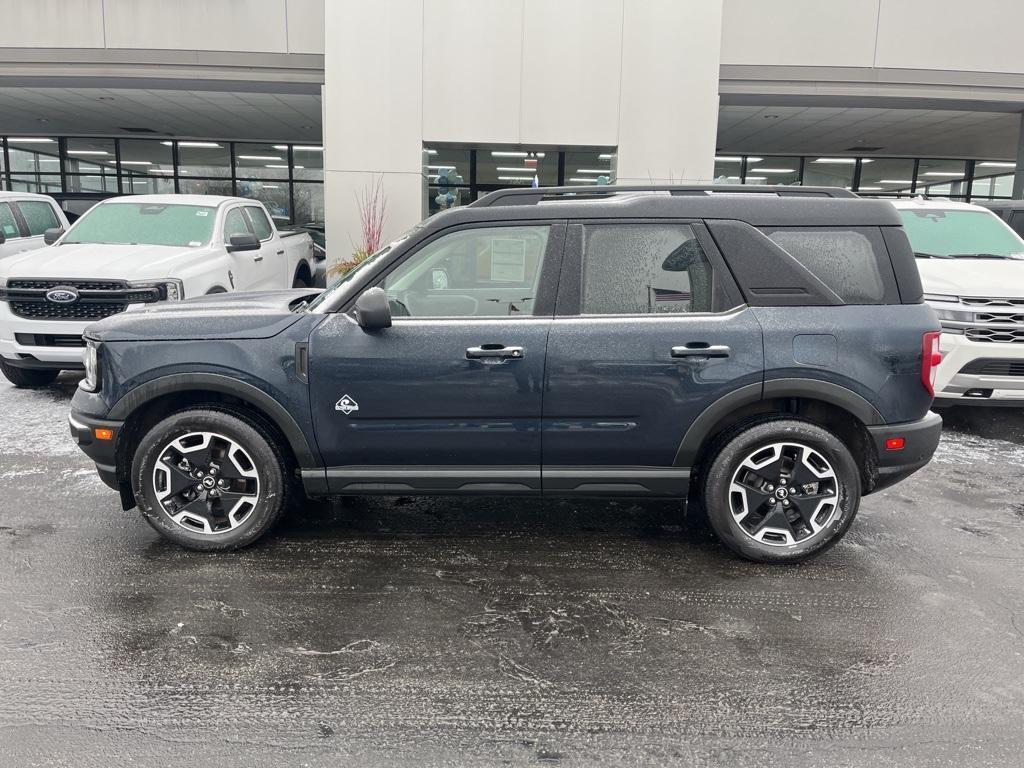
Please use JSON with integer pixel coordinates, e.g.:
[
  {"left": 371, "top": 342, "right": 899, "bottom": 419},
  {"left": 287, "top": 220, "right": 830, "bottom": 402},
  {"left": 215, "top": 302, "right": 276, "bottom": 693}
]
[{"left": 357, "top": 176, "right": 387, "bottom": 256}]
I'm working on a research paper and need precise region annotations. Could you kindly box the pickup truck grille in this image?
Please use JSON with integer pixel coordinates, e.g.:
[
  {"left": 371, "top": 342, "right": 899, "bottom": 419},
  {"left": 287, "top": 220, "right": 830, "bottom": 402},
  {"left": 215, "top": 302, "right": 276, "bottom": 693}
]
[
  {"left": 966, "top": 327, "right": 1024, "bottom": 344},
  {"left": 935, "top": 296, "right": 1024, "bottom": 344},
  {"left": 960, "top": 359, "right": 1024, "bottom": 376},
  {"left": 1, "top": 279, "right": 160, "bottom": 322}
]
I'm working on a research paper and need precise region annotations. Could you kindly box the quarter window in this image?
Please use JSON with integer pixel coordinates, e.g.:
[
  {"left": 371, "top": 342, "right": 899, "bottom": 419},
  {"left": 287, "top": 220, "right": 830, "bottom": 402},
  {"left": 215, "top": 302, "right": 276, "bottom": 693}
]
[
  {"left": 223, "top": 208, "right": 250, "bottom": 240},
  {"left": 764, "top": 228, "right": 889, "bottom": 304},
  {"left": 382, "top": 226, "right": 550, "bottom": 318},
  {"left": 16, "top": 200, "right": 59, "bottom": 236},
  {"left": 0, "top": 203, "right": 19, "bottom": 240},
  {"left": 245, "top": 206, "right": 274, "bottom": 240},
  {"left": 581, "top": 224, "right": 714, "bottom": 315}
]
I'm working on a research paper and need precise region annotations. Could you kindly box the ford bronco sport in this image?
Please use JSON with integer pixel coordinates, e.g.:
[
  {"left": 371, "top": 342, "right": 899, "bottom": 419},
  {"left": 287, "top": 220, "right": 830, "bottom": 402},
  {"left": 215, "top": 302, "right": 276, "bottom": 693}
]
[{"left": 69, "top": 185, "right": 942, "bottom": 563}]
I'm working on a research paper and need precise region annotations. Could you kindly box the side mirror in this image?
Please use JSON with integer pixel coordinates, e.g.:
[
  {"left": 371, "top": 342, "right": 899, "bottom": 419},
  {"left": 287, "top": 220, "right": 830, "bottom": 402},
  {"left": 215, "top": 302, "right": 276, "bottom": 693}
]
[
  {"left": 0, "top": 229, "right": 6, "bottom": 245},
  {"left": 43, "top": 227, "right": 64, "bottom": 245},
  {"left": 353, "top": 287, "right": 392, "bottom": 331},
  {"left": 226, "top": 233, "right": 260, "bottom": 252}
]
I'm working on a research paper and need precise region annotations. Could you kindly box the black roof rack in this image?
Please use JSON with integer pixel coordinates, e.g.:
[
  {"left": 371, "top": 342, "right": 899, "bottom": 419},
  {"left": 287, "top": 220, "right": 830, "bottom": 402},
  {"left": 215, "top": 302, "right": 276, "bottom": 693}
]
[{"left": 470, "top": 184, "right": 858, "bottom": 208}]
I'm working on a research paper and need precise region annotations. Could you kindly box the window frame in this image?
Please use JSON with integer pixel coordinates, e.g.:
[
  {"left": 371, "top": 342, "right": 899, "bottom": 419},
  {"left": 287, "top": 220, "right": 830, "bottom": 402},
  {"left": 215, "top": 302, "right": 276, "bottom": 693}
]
[
  {"left": 364, "top": 220, "right": 568, "bottom": 321},
  {"left": 0, "top": 201, "right": 25, "bottom": 240},
  {"left": 554, "top": 219, "right": 744, "bottom": 318}
]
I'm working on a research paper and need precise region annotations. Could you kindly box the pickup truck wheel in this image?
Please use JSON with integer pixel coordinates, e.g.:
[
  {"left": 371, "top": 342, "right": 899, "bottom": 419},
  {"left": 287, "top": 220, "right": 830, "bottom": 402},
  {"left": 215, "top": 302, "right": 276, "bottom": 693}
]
[
  {"left": 701, "top": 419, "right": 860, "bottom": 564},
  {"left": 131, "top": 409, "right": 288, "bottom": 550},
  {"left": 0, "top": 358, "right": 59, "bottom": 388}
]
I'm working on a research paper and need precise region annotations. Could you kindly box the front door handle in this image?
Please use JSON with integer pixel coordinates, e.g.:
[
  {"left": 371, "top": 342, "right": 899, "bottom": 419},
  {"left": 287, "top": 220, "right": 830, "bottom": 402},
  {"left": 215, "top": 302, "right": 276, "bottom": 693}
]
[
  {"left": 254, "top": 255, "right": 264, "bottom": 262},
  {"left": 671, "top": 343, "right": 731, "bottom": 359},
  {"left": 466, "top": 345, "right": 525, "bottom": 361}
]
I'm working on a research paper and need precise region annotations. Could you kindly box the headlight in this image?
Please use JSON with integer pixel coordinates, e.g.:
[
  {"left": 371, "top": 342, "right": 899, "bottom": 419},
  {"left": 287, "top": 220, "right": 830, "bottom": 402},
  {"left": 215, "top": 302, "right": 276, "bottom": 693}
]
[
  {"left": 80, "top": 340, "right": 100, "bottom": 392},
  {"left": 127, "top": 279, "right": 185, "bottom": 302},
  {"left": 923, "top": 293, "right": 958, "bottom": 303}
]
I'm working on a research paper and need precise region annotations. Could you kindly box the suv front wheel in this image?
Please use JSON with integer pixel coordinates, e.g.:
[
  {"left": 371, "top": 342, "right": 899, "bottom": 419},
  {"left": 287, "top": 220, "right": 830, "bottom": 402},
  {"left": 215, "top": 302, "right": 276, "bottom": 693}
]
[
  {"left": 132, "top": 408, "right": 289, "bottom": 550},
  {"left": 702, "top": 419, "right": 861, "bottom": 563}
]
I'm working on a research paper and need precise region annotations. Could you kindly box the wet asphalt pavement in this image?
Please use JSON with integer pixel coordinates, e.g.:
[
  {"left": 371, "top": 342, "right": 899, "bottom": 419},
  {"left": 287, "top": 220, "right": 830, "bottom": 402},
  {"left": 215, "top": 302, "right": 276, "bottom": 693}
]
[{"left": 1, "top": 377, "right": 1023, "bottom": 767}]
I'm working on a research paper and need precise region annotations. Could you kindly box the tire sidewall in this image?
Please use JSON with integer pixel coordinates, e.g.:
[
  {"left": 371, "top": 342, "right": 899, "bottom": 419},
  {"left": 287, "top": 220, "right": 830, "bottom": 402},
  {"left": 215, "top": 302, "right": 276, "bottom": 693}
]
[
  {"left": 132, "top": 409, "right": 286, "bottom": 550},
  {"left": 703, "top": 419, "right": 861, "bottom": 564}
]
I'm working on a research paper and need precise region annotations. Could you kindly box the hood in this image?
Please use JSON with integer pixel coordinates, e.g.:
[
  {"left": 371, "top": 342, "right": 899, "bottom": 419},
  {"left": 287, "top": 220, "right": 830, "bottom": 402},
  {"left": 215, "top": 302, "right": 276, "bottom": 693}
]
[
  {"left": 0, "top": 242, "right": 212, "bottom": 280},
  {"left": 87, "top": 288, "right": 322, "bottom": 342},
  {"left": 916, "top": 258, "right": 1024, "bottom": 299}
]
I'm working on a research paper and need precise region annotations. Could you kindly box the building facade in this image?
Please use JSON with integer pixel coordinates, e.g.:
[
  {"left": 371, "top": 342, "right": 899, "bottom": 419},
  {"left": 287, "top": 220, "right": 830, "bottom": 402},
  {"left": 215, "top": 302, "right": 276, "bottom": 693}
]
[{"left": 4, "top": 0, "right": 1024, "bottom": 256}]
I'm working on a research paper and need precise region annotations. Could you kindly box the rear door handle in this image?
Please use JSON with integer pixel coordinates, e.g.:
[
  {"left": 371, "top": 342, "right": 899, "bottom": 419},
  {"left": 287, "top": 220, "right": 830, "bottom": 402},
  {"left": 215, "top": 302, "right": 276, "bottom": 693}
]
[
  {"left": 671, "top": 344, "right": 731, "bottom": 359},
  {"left": 276, "top": 249, "right": 285, "bottom": 255},
  {"left": 466, "top": 345, "right": 525, "bottom": 360}
]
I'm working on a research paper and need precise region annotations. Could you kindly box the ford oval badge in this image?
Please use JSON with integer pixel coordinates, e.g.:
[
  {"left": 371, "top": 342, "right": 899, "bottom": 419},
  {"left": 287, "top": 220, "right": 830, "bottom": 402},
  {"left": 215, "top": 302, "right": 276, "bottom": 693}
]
[{"left": 45, "top": 287, "right": 80, "bottom": 304}]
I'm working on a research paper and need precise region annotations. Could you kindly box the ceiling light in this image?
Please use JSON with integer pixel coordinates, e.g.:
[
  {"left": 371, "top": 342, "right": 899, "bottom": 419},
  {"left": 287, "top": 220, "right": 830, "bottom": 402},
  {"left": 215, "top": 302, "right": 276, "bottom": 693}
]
[
  {"left": 238, "top": 155, "right": 282, "bottom": 161},
  {"left": 149, "top": 169, "right": 175, "bottom": 174},
  {"left": 294, "top": 146, "right": 323, "bottom": 152},
  {"left": 715, "top": 156, "right": 742, "bottom": 162},
  {"left": 497, "top": 175, "right": 535, "bottom": 182},
  {"left": 7, "top": 137, "right": 55, "bottom": 143},
  {"left": 38, "top": 157, "right": 59, "bottom": 163},
  {"left": 576, "top": 169, "right": 611, "bottom": 174},
  {"left": 427, "top": 165, "right": 456, "bottom": 170},
  {"left": 492, "top": 151, "right": 546, "bottom": 158},
  {"left": 162, "top": 141, "right": 221, "bottom": 148},
  {"left": 812, "top": 158, "right": 868, "bottom": 164},
  {"left": 67, "top": 150, "right": 109, "bottom": 156},
  {"left": 745, "top": 157, "right": 763, "bottom": 163},
  {"left": 119, "top": 160, "right": 152, "bottom": 166},
  {"left": 858, "top": 186, "right": 883, "bottom": 191},
  {"left": 273, "top": 145, "right": 288, "bottom": 151},
  {"left": 263, "top": 185, "right": 280, "bottom": 189},
  {"left": 265, "top": 164, "right": 299, "bottom": 169},
  {"left": 745, "top": 176, "right": 767, "bottom": 180},
  {"left": 922, "top": 171, "right": 962, "bottom": 177},
  {"left": 598, "top": 154, "right": 614, "bottom": 160},
  {"left": 756, "top": 168, "right": 795, "bottom": 174},
  {"left": 496, "top": 166, "right": 531, "bottom": 172},
  {"left": 569, "top": 178, "right": 602, "bottom": 183},
  {"left": 978, "top": 161, "right": 1016, "bottom": 168},
  {"left": 424, "top": 149, "right": 438, "bottom": 155},
  {"left": 879, "top": 179, "right": 912, "bottom": 184}
]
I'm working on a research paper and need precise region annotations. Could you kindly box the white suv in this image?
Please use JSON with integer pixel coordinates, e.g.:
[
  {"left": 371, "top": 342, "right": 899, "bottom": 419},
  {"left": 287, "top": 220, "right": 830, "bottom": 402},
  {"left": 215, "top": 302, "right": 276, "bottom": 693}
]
[{"left": 892, "top": 198, "right": 1024, "bottom": 406}]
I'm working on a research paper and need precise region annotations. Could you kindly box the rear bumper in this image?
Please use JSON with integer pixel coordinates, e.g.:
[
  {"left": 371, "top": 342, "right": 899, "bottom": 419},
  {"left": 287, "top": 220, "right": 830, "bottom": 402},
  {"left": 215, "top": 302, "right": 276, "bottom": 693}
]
[
  {"left": 68, "top": 409, "right": 123, "bottom": 492},
  {"left": 866, "top": 411, "right": 943, "bottom": 493}
]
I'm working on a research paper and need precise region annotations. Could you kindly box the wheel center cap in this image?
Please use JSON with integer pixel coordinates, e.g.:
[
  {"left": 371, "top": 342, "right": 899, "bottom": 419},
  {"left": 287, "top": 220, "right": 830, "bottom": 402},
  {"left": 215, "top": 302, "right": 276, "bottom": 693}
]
[
  {"left": 775, "top": 487, "right": 789, "bottom": 499},
  {"left": 202, "top": 476, "right": 216, "bottom": 488}
]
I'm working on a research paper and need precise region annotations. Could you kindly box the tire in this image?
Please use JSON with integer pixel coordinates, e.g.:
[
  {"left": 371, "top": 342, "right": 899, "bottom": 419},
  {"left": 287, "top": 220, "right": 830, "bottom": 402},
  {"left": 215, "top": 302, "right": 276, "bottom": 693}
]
[
  {"left": 701, "top": 418, "right": 861, "bottom": 564},
  {"left": 0, "top": 357, "right": 60, "bottom": 388},
  {"left": 131, "top": 408, "right": 289, "bottom": 550},
  {"left": 292, "top": 270, "right": 311, "bottom": 288}
]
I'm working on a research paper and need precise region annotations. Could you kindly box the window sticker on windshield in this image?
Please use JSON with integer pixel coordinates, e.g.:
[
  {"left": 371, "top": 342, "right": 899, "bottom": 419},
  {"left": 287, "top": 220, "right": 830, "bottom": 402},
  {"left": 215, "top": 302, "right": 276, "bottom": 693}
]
[
  {"left": 188, "top": 241, "right": 202, "bottom": 247},
  {"left": 196, "top": 210, "right": 209, "bottom": 217},
  {"left": 490, "top": 238, "right": 527, "bottom": 282}
]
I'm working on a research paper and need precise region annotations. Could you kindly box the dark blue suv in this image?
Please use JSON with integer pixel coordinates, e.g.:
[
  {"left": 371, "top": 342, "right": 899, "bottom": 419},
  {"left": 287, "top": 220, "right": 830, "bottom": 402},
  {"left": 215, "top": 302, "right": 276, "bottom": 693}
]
[{"left": 69, "top": 186, "right": 942, "bottom": 563}]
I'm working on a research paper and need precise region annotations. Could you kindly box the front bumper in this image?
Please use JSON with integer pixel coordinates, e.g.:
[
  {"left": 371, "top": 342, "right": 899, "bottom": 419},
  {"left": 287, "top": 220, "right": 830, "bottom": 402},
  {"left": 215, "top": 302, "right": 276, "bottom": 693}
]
[
  {"left": 866, "top": 411, "right": 943, "bottom": 493},
  {"left": 69, "top": 408, "right": 123, "bottom": 493},
  {"left": 0, "top": 302, "right": 89, "bottom": 368},
  {"left": 933, "top": 332, "right": 1024, "bottom": 405}
]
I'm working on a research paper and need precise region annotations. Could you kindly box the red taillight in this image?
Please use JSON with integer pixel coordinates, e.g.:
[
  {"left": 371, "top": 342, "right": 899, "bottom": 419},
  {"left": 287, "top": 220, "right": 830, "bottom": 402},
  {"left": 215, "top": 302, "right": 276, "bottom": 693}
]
[
  {"left": 885, "top": 437, "right": 905, "bottom": 451},
  {"left": 921, "top": 331, "right": 942, "bottom": 397}
]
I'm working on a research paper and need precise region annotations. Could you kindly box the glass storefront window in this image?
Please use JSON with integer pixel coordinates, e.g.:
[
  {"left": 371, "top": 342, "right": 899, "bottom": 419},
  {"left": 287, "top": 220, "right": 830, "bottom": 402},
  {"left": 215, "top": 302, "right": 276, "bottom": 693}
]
[
  {"left": 289, "top": 144, "right": 324, "bottom": 181},
  {"left": 7, "top": 137, "right": 60, "bottom": 174},
  {"left": 565, "top": 150, "right": 616, "bottom": 185},
  {"left": 66, "top": 138, "right": 116, "bottom": 174},
  {"left": 294, "top": 182, "right": 325, "bottom": 225},
  {"left": 10, "top": 176, "right": 63, "bottom": 194},
  {"left": 803, "top": 157, "right": 856, "bottom": 189},
  {"left": 713, "top": 156, "right": 744, "bottom": 185},
  {"left": 235, "top": 142, "right": 289, "bottom": 180},
  {"left": 478, "top": 148, "right": 556, "bottom": 186},
  {"left": 179, "top": 178, "right": 234, "bottom": 196},
  {"left": 916, "top": 158, "right": 968, "bottom": 198},
  {"left": 176, "top": 141, "right": 230, "bottom": 178},
  {"left": 972, "top": 162, "right": 1017, "bottom": 199},
  {"left": 744, "top": 156, "right": 799, "bottom": 186},
  {"left": 856, "top": 157, "right": 915, "bottom": 196},
  {"left": 237, "top": 180, "right": 291, "bottom": 222}
]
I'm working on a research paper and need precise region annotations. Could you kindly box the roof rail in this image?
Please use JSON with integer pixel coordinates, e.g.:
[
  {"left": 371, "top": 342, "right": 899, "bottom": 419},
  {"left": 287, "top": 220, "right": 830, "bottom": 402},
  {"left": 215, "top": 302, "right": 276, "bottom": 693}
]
[{"left": 470, "top": 184, "right": 858, "bottom": 208}]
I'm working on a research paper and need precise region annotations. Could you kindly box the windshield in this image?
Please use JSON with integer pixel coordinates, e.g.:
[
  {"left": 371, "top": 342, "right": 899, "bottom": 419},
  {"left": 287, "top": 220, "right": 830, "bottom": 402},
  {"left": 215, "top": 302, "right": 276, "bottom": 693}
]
[
  {"left": 63, "top": 203, "right": 217, "bottom": 247},
  {"left": 899, "top": 208, "right": 1024, "bottom": 259},
  {"left": 307, "top": 226, "right": 420, "bottom": 312}
]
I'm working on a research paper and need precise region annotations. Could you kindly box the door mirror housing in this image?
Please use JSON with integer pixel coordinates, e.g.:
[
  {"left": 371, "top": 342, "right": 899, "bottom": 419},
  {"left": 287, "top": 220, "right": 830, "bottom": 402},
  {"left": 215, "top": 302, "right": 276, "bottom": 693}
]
[
  {"left": 43, "top": 227, "right": 64, "bottom": 245},
  {"left": 226, "top": 233, "right": 260, "bottom": 252},
  {"left": 354, "top": 287, "right": 392, "bottom": 331},
  {"left": 0, "top": 229, "right": 6, "bottom": 245}
]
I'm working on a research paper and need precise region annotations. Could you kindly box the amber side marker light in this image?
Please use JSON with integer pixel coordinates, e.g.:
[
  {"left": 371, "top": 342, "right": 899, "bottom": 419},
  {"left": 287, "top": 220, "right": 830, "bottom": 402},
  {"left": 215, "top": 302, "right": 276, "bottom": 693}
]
[
  {"left": 94, "top": 428, "right": 114, "bottom": 441},
  {"left": 885, "top": 437, "right": 905, "bottom": 451}
]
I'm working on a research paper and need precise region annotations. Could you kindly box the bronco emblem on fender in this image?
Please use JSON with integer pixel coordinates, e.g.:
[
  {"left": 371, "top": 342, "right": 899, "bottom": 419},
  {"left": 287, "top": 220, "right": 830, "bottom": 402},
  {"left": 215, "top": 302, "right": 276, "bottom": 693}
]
[{"left": 335, "top": 395, "right": 359, "bottom": 415}]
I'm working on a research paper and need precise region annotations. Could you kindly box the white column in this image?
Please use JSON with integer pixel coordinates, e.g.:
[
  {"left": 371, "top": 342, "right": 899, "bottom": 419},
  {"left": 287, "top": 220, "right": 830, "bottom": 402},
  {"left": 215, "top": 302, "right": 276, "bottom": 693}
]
[
  {"left": 323, "top": 0, "right": 425, "bottom": 269},
  {"left": 615, "top": 0, "right": 723, "bottom": 185}
]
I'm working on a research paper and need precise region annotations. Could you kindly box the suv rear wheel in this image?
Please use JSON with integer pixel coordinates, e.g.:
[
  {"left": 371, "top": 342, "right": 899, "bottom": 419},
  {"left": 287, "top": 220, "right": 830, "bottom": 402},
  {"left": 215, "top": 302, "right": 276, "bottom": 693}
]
[
  {"left": 0, "top": 357, "right": 59, "bottom": 388},
  {"left": 131, "top": 408, "right": 289, "bottom": 550},
  {"left": 702, "top": 419, "right": 861, "bottom": 563}
]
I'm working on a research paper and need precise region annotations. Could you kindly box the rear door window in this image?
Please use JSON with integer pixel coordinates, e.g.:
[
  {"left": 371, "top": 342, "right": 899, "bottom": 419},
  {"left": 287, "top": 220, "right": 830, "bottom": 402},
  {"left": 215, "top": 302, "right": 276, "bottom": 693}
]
[
  {"left": 15, "top": 200, "right": 59, "bottom": 237},
  {"left": 245, "top": 206, "right": 274, "bottom": 240},
  {"left": 762, "top": 227, "right": 893, "bottom": 304},
  {"left": 0, "top": 203, "right": 20, "bottom": 240},
  {"left": 581, "top": 223, "right": 716, "bottom": 314},
  {"left": 1008, "top": 211, "right": 1024, "bottom": 239}
]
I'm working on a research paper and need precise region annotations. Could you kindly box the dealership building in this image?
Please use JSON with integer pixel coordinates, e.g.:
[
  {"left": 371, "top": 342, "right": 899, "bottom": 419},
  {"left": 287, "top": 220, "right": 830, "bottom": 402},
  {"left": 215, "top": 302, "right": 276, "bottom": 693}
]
[{"left": 4, "top": 0, "right": 1024, "bottom": 251}]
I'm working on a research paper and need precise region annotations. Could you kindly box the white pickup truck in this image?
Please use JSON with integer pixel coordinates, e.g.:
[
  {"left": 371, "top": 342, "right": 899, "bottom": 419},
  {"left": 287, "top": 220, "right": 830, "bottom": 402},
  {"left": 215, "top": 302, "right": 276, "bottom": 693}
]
[
  {"left": 0, "top": 194, "right": 316, "bottom": 387},
  {"left": 0, "top": 191, "right": 71, "bottom": 261}
]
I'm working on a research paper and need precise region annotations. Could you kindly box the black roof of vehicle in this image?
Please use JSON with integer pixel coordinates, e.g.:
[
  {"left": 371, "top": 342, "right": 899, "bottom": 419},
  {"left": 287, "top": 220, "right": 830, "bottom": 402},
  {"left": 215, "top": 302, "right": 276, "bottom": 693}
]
[{"left": 427, "top": 185, "right": 902, "bottom": 229}]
